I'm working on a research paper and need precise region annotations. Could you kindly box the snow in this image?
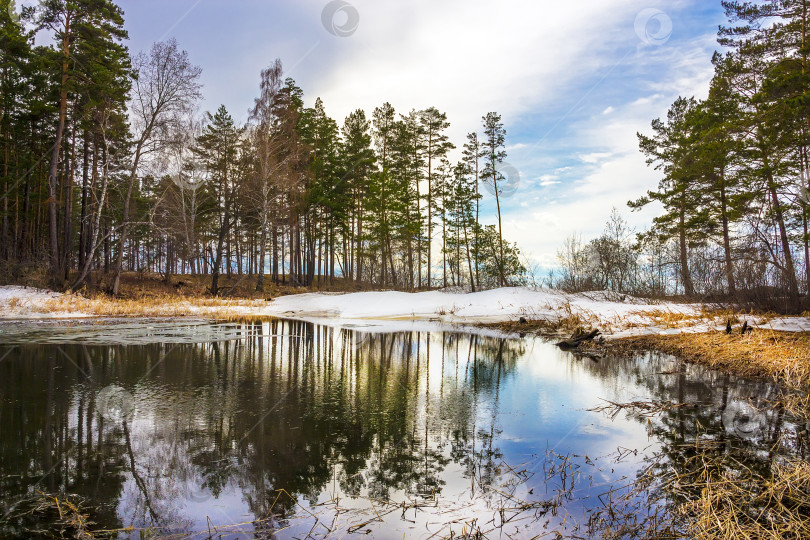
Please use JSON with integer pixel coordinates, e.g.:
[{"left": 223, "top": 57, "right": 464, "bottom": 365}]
[
  {"left": 0, "top": 285, "right": 59, "bottom": 303},
  {"left": 0, "top": 285, "right": 89, "bottom": 319},
  {"left": 260, "top": 287, "right": 681, "bottom": 323},
  {"left": 2, "top": 284, "right": 810, "bottom": 338}
]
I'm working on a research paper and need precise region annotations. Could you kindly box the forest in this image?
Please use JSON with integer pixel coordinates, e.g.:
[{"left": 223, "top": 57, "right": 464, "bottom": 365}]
[
  {"left": 0, "top": 0, "right": 526, "bottom": 296},
  {"left": 556, "top": 1, "right": 810, "bottom": 312},
  {"left": 9, "top": 0, "right": 810, "bottom": 313}
]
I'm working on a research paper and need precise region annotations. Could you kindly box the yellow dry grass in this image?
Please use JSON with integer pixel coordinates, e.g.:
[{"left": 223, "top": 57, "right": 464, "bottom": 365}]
[
  {"left": 39, "top": 291, "right": 268, "bottom": 320},
  {"left": 677, "top": 458, "right": 810, "bottom": 540},
  {"left": 624, "top": 306, "right": 778, "bottom": 330},
  {"left": 616, "top": 330, "right": 810, "bottom": 388}
]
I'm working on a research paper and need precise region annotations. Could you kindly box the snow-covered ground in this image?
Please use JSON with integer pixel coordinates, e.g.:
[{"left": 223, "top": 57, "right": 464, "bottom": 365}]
[
  {"left": 260, "top": 288, "right": 687, "bottom": 330},
  {"left": 0, "top": 285, "right": 83, "bottom": 319},
  {"left": 2, "top": 285, "right": 810, "bottom": 337}
]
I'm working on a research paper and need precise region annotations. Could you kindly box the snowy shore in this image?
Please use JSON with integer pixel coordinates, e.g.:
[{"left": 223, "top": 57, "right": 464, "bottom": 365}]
[{"left": 2, "top": 285, "right": 810, "bottom": 337}]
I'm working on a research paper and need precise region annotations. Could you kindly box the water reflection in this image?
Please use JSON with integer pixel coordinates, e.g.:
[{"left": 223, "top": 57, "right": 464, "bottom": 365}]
[{"left": 0, "top": 320, "right": 800, "bottom": 538}]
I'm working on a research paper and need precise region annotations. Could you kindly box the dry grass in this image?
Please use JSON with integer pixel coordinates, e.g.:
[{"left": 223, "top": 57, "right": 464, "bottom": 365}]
[
  {"left": 675, "top": 456, "right": 810, "bottom": 540},
  {"left": 486, "top": 303, "right": 599, "bottom": 337},
  {"left": 614, "top": 330, "right": 810, "bottom": 388},
  {"left": 1, "top": 492, "right": 95, "bottom": 539},
  {"left": 39, "top": 291, "right": 268, "bottom": 319},
  {"left": 628, "top": 308, "right": 715, "bottom": 328}
]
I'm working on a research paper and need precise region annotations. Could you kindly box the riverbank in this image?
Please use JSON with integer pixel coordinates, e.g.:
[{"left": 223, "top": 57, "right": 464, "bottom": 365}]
[
  {"left": 6, "top": 284, "right": 810, "bottom": 387},
  {"left": 0, "top": 284, "right": 700, "bottom": 326}
]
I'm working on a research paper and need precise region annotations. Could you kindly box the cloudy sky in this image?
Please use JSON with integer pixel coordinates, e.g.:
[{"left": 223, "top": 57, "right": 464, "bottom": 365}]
[{"left": 112, "top": 0, "right": 724, "bottom": 273}]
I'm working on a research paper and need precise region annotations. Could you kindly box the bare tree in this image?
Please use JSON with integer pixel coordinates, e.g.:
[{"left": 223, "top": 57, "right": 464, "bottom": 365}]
[
  {"left": 247, "top": 60, "right": 305, "bottom": 291},
  {"left": 248, "top": 61, "right": 284, "bottom": 292},
  {"left": 111, "top": 39, "right": 202, "bottom": 295},
  {"left": 70, "top": 105, "right": 119, "bottom": 290}
]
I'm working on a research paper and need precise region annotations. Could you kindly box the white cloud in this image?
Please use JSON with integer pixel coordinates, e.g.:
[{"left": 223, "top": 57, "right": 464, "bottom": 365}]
[
  {"left": 538, "top": 175, "right": 560, "bottom": 187},
  {"left": 579, "top": 152, "right": 613, "bottom": 164},
  {"left": 302, "top": 0, "right": 675, "bottom": 145},
  {"left": 507, "top": 143, "right": 528, "bottom": 151}
]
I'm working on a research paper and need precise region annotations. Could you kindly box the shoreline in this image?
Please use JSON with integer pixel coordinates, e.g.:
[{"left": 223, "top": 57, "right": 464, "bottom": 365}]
[
  {"left": 487, "top": 317, "right": 810, "bottom": 393},
  {"left": 4, "top": 284, "right": 810, "bottom": 389}
]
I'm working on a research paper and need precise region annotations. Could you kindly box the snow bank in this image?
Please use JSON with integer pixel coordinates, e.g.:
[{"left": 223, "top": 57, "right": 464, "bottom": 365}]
[
  {"left": 0, "top": 286, "right": 87, "bottom": 319},
  {"left": 3, "top": 284, "right": 810, "bottom": 338},
  {"left": 258, "top": 287, "right": 695, "bottom": 329}
]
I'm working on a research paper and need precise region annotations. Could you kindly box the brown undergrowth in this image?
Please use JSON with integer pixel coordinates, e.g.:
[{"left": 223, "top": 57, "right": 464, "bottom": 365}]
[{"left": 613, "top": 330, "right": 810, "bottom": 389}]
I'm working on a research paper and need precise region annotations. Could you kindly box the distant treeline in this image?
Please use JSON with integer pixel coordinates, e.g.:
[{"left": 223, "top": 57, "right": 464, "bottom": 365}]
[
  {"left": 0, "top": 0, "right": 527, "bottom": 295},
  {"left": 555, "top": 1, "right": 810, "bottom": 312}
]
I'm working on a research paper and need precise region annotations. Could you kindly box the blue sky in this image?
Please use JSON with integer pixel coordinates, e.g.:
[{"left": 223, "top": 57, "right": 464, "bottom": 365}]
[{"left": 109, "top": 0, "right": 726, "bottom": 272}]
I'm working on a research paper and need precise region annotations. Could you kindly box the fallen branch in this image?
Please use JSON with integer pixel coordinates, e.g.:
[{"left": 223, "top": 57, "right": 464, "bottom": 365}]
[{"left": 556, "top": 327, "right": 601, "bottom": 349}]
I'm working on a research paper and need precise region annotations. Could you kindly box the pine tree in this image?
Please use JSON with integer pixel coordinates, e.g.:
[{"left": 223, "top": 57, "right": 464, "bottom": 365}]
[
  {"left": 462, "top": 131, "right": 482, "bottom": 289},
  {"left": 719, "top": 0, "right": 810, "bottom": 304},
  {"left": 371, "top": 102, "right": 398, "bottom": 285},
  {"left": 38, "top": 0, "right": 129, "bottom": 284},
  {"left": 341, "top": 109, "right": 375, "bottom": 285},
  {"left": 480, "top": 112, "right": 508, "bottom": 287},
  {"left": 300, "top": 97, "right": 340, "bottom": 286},
  {"left": 419, "top": 107, "right": 453, "bottom": 287},
  {"left": 193, "top": 105, "right": 244, "bottom": 295},
  {"left": 688, "top": 58, "right": 751, "bottom": 295},
  {"left": 633, "top": 97, "right": 708, "bottom": 296},
  {"left": 391, "top": 111, "right": 424, "bottom": 289}
]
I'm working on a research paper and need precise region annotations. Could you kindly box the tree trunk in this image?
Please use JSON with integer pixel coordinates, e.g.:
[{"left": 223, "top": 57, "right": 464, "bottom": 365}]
[
  {"left": 211, "top": 209, "right": 229, "bottom": 296},
  {"left": 766, "top": 169, "right": 800, "bottom": 305},
  {"left": 78, "top": 134, "right": 90, "bottom": 270},
  {"left": 678, "top": 198, "right": 695, "bottom": 297},
  {"left": 719, "top": 175, "right": 736, "bottom": 295},
  {"left": 256, "top": 225, "right": 267, "bottom": 292},
  {"left": 111, "top": 137, "right": 146, "bottom": 296},
  {"left": 493, "top": 167, "right": 506, "bottom": 287},
  {"left": 47, "top": 13, "right": 72, "bottom": 284}
]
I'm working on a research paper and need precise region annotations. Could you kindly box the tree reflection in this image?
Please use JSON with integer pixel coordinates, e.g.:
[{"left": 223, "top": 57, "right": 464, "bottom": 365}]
[
  {"left": 0, "top": 322, "right": 523, "bottom": 535},
  {"left": 576, "top": 349, "right": 804, "bottom": 536}
]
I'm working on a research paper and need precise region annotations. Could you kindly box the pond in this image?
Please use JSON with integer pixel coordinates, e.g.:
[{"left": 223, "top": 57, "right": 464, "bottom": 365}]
[{"left": 0, "top": 319, "right": 803, "bottom": 538}]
